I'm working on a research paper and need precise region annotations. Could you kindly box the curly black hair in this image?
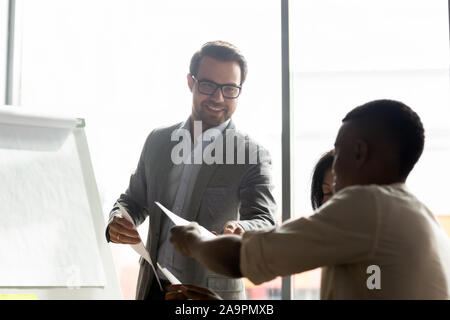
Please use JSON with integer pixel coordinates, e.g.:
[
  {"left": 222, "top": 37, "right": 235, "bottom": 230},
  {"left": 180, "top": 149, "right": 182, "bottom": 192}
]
[{"left": 342, "top": 99, "right": 425, "bottom": 180}]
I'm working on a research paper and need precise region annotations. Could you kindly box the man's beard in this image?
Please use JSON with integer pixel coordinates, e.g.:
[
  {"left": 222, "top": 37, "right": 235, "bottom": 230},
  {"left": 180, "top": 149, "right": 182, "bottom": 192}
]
[{"left": 194, "top": 101, "right": 229, "bottom": 127}]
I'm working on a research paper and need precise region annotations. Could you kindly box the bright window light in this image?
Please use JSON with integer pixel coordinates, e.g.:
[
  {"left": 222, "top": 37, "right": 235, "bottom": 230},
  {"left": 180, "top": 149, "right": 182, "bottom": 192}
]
[
  {"left": 290, "top": 0, "right": 450, "bottom": 300},
  {"left": 16, "top": 0, "right": 282, "bottom": 300}
]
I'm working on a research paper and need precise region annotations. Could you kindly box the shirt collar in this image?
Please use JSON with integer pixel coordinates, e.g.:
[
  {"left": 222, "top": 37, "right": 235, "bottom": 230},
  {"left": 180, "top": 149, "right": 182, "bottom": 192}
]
[
  {"left": 200, "top": 118, "right": 230, "bottom": 143},
  {"left": 205, "top": 118, "right": 230, "bottom": 134},
  {"left": 178, "top": 117, "right": 231, "bottom": 144}
]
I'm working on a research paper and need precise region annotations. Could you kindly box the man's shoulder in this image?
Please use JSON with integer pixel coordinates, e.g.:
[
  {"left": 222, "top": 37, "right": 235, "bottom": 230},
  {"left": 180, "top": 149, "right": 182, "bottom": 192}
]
[
  {"left": 332, "top": 183, "right": 414, "bottom": 210},
  {"left": 339, "top": 183, "right": 410, "bottom": 197},
  {"left": 331, "top": 184, "right": 380, "bottom": 207},
  {"left": 142, "top": 121, "right": 184, "bottom": 145},
  {"left": 151, "top": 122, "right": 184, "bottom": 137},
  {"left": 315, "top": 185, "right": 381, "bottom": 230}
]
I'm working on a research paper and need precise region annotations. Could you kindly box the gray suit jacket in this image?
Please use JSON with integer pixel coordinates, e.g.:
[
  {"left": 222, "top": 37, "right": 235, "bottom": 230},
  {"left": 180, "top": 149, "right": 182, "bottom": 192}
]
[{"left": 106, "top": 120, "right": 276, "bottom": 300}]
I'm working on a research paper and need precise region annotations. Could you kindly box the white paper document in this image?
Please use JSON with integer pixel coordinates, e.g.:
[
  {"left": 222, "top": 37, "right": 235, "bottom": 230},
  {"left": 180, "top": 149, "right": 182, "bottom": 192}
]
[
  {"left": 157, "top": 263, "right": 181, "bottom": 285},
  {"left": 116, "top": 202, "right": 163, "bottom": 291},
  {"left": 155, "top": 202, "right": 216, "bottom": 240}
]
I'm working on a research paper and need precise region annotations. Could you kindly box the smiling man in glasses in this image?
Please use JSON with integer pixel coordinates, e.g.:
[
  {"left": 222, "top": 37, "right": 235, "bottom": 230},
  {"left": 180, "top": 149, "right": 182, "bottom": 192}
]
[
  {"left": 105, "top": 41, "right": 277, "bottom": 300},
  {"left": 189, "top": 72, "right": 241, "bottom": 129}
]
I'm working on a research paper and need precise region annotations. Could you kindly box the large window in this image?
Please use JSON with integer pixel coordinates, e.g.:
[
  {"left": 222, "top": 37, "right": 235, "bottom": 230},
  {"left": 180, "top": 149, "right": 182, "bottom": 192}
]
[
  {"left": 0, "top": 0, "right": 8, "bottom": 104},
  {"left": 290, "top": 0, "right": 450, "bottom": 299},
  {"left": 13, "top": 0, "right": 282, "bottom": 299},
  {"left": 3, "top": 0, "right": 449, "bottom": 300}
]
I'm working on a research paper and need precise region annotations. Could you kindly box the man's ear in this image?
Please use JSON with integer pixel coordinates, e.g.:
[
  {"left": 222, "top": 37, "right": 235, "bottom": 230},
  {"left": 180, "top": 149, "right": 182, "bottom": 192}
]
[
  {"left": 187, "top": 74, "right": 194, "bottom": 92},
  {"left": 354, "top": 139, "right": 368, "bottom": 168}
]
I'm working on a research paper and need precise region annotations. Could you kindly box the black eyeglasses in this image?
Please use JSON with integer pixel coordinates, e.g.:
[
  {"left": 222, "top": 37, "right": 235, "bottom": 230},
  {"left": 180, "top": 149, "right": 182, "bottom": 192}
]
[{"left": 191, "top": 75, "right": 242, "bottom": 99}]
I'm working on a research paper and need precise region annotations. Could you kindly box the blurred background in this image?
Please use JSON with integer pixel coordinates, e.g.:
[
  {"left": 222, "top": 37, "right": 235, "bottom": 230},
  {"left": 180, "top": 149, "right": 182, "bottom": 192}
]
[{"left": 1, "top": 0, "right": 449, "bottom": 299}]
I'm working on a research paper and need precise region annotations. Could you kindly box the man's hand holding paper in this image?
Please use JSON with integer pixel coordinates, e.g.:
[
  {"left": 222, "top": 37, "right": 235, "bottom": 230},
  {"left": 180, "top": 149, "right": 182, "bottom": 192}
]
[{"left": 108, "top": 212, "right": 140, "bottom": 244}]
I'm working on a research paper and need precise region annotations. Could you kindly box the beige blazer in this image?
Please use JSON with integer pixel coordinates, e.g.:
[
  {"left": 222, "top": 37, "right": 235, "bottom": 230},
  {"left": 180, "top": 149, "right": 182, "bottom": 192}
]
[{"left": 241, "top": 184, "right": 450, "bottom": 299}]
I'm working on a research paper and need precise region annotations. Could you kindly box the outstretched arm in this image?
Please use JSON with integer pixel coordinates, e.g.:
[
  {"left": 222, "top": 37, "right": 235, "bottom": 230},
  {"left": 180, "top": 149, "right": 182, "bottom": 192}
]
[
  {"left": 171, "top": 187, "right": 378, "bottom": 286},
  {"left": 170, "top": 223, "right": 243, "bottom": 278}
]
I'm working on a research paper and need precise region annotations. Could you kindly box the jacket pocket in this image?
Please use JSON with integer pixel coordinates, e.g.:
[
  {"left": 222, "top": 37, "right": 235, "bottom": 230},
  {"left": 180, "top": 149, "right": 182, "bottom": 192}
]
[
  {"left": 202, "top": 187, "right": 229, "bottom": 216},
  {"left": 201, "top": 187, "right": 234, "bottom": 232}
]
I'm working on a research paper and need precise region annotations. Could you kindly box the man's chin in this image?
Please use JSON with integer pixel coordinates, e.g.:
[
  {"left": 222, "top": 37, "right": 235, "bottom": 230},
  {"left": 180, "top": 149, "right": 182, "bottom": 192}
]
[{"left": 201, "top": 115, "right": 228, "bottom": 128}]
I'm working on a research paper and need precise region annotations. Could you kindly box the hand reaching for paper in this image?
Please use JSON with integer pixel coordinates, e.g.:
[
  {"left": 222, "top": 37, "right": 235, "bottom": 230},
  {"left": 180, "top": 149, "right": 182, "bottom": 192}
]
[
  {"left": 170, "top": 222, "right": 243, "bottom": 278},
  {"left": 223, "top": 220, "right": 244, "bottom": 235},
  {"left": 108, "top": 216, "right": 141, "bottom": 244},
  {"left": 169, "top": 222, "right": 203, "bottom": 258}
]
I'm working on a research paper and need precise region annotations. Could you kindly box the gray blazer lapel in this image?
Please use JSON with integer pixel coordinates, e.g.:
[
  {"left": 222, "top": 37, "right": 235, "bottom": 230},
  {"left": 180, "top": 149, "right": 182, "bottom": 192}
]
[
  {"left": 149, "top": 125, "right": 181, "bottom": 258},
  {"left": 185, "top": 162, "right": 218, "bottom": 222},
  {"left": 185, "top": 120, "right": 236, "bottom": 222},
  {"left": 155, "top": 140, "right": 178, "bottom": 199},
  {"left": 155, "top": 120, "right": 186, "bottom": 199}
]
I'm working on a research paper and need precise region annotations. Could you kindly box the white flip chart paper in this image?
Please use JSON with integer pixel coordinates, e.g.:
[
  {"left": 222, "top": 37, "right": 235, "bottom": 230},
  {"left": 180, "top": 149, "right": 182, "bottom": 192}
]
[
  {"left": 0, "top": 107, "right": 79, "bottom": 151},
  {"left": 0, "top": 134, "right": 105, "bottom": 286}
]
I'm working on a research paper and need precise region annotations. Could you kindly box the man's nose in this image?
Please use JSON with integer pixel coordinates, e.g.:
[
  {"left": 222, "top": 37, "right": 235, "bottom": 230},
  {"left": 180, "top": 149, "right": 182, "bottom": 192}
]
[{"left": 211, "top": 87, "right": 225, "bottom": 102}]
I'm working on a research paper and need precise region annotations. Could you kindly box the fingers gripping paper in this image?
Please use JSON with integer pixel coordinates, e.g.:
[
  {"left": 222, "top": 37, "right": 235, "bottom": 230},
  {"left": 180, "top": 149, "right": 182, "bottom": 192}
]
[
  {"left": 115, "top": 203, "right": 164, "bottom": 291},
  {"left": 115, "top": 202, "right": 213, "bottom": 287}
]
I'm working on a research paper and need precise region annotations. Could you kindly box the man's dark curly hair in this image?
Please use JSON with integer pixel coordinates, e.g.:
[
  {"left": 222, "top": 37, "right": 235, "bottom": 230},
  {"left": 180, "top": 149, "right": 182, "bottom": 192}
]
[{"left": 342, "top": 99, "right": 425, "bottom": 180}]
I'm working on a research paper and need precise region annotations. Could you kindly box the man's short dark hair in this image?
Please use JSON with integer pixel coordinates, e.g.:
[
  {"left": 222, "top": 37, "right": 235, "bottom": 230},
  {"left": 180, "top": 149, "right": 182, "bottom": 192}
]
[
  {"left": 189, "top": 41, "right": 248, "bottom": 85},
  {"left": 342, "top": 99, "right": 425, "bottom": 180}
]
